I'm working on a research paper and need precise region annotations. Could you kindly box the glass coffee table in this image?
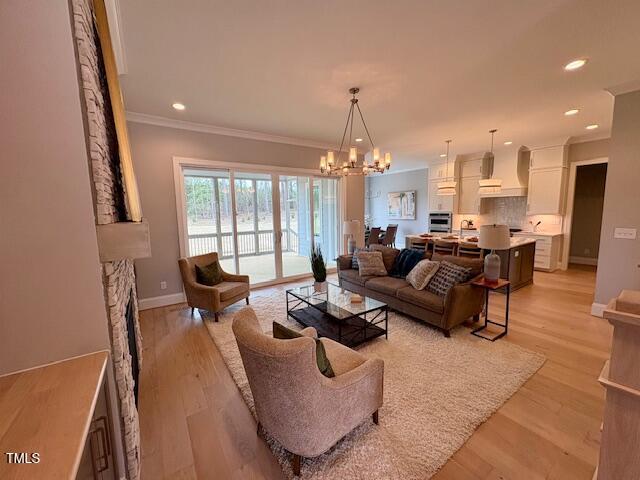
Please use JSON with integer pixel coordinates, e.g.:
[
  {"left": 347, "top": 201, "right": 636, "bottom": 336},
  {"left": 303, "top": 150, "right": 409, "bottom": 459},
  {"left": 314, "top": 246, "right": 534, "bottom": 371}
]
[{"left": 286, "top": 282, "right": 388, "bottom": 347}]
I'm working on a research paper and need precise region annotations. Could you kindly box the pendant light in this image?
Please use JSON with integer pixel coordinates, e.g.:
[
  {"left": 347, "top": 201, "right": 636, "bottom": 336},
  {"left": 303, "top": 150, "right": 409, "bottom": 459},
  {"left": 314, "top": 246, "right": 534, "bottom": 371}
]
[
  {"left": 478, "top": 129, "right": 502, "bottom": 194},
  {"left": 437, "top": 139, "right": 456, "bottom": 196}
]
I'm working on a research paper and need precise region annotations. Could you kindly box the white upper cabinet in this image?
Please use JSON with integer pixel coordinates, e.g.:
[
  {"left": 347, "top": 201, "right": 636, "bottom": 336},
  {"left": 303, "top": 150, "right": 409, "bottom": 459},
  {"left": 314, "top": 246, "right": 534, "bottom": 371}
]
[
  {"left": 460, "top": 158, "right": 483, "bottom": 178},
  {"left": 428, "top": 179, "right": 454, "bottom": 212},
  {"left": 526, "top": 144, "right": 568, "bottom": 215},
  {"left": 458, "top": 176, "right": 481, "bottom": 214},
  {"left": 430, "top": 161, "right": 455, "bottom": 179}
]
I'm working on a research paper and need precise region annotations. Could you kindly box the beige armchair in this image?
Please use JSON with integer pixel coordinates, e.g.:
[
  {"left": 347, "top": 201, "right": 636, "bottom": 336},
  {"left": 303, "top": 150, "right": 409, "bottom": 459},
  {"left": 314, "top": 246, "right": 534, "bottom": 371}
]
[
  {"left": 232, "top": 307, "right": 384, "bottom": 476},
  {"left": 178, "top": 252, "right": 250, "bottom": 321}
]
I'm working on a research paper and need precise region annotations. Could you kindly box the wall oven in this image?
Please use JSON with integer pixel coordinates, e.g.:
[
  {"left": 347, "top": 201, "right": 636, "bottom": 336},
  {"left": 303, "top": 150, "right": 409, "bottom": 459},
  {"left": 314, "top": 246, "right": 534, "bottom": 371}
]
[{"left": 428, "top": 212, "right": 452, "bottom": 233}]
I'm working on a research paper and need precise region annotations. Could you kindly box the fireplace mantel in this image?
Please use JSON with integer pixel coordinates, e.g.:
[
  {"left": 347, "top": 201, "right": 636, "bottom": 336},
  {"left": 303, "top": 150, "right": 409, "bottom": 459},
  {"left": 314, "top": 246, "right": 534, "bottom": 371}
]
[{"left": 96, "top": 220, "right": 151, "bottom": 262}]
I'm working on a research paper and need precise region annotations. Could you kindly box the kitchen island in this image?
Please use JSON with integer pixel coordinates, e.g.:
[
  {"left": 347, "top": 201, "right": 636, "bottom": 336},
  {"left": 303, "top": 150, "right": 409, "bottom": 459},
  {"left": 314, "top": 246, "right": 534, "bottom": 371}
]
[{"left": 405, "top": 234, "right": 536, "bottom": 291}]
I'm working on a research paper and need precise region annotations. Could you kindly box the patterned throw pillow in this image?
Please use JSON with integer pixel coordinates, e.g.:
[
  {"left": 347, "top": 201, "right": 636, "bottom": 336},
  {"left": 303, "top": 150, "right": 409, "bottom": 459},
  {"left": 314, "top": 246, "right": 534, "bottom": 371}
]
[
  {"left": 351, "top": 247, "right": 368, "bottom": 269},
  {"left": 356, "top": 251, "right": 388, "bottom": 276},
  {"left": 406, "top": 260, "right": 441, "bottom": 290},
  {"left": 426, "top": 261, "right": 473, "bottom": 297},
  {"left": 195, "top": 261, "right": 223, "bottom": 286}
]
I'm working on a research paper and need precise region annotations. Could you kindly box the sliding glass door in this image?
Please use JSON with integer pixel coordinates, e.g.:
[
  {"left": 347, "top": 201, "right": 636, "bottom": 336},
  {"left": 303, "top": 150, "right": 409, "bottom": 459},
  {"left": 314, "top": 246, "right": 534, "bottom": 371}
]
[{"left": 182, "top": 166, "right": 340, "bottom": 285}]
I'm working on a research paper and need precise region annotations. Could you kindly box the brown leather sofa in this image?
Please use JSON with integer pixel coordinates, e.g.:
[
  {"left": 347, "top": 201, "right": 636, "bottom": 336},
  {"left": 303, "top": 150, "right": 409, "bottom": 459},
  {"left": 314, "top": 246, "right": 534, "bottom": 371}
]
[{"left": 337, "top": 245, "right": 485, "bottom": 337}]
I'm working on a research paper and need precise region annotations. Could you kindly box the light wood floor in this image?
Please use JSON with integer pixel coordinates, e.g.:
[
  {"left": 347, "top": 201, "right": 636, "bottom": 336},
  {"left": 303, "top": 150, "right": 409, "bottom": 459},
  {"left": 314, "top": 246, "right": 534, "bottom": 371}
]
[{"left": 139, "top": 266, "right": 611, "bottom": 479}]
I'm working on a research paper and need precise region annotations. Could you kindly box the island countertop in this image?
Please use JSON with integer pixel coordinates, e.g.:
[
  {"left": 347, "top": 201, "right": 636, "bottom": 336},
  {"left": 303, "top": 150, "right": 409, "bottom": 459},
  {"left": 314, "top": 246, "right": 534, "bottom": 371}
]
[
  {"left": 406, "top": 234, "right": 537, "bottom": 249},
  {"left": 0, "top": 351, "right": 109, "bottom": 480}
]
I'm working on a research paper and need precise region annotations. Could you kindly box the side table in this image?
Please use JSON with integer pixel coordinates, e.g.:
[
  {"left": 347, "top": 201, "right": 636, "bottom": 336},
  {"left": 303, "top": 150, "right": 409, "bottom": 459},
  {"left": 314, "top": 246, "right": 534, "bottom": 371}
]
[{"left": 470, "top": 277, "right": 511, "bottom": 341}]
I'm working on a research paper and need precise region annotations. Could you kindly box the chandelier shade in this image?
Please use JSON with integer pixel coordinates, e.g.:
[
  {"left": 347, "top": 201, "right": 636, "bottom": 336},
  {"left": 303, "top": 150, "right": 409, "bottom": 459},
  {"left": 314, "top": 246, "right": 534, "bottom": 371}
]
[
  {"left": 436, "top": 139, "right": 456, "bottom": 196},
  {"left": 319, "top": 87, "right": 391, "bottom": 176},
  {"left": 478, "top": 129, "right": 502, "bottom": 194}
]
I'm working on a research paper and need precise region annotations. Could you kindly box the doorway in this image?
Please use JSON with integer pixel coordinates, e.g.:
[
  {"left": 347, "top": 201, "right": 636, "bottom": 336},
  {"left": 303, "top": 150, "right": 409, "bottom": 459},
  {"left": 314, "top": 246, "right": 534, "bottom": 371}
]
[
  {"left": 562, "top": 159, "right": 608, "bottom": 269},
  {"left": 177, "top": 161, "right": 341, "bottom": 286}
]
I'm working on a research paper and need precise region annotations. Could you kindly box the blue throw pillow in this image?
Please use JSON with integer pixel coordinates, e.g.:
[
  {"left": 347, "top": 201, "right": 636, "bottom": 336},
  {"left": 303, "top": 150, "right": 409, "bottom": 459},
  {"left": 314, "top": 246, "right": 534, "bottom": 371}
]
[{"left": 390, "top": 248, "right": 425, "bottom": 278}]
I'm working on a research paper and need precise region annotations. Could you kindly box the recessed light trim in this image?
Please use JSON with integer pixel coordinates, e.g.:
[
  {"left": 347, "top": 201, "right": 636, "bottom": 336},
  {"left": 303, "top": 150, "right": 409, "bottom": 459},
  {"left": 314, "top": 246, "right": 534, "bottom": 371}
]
[
  {"left": 564, "top": 109, "right": 579, "bottom": 116},
  {"left": 439, "top": 153, "right": 447, "bottom": 158},
  {"left": 564, "top": 59, "right": 587, "bottom": 71},
  {"left": 503, "top": 141, "right": 513, "bottom": 145},
  {"left": 172, "top": 102, "right": 186, "bottom": 111},
  {"left": 355, "top": 138, "right": 363, "bottom": 142},
  {"left": 585, "top": 124, "right": 599, "bottom": 130}
]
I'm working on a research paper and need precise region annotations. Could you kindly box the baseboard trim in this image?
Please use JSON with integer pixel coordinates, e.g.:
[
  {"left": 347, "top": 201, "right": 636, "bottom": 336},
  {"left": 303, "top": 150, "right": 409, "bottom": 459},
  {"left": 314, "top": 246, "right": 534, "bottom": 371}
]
[
  {"left": 138, "top": 292, "right": 185, "bottom": 310},
  {"left": 569, "top": 256, "right": 598, "bottom": 266},
  {"left": 591, "top": 302, "right": 607, "bottom": 318}
]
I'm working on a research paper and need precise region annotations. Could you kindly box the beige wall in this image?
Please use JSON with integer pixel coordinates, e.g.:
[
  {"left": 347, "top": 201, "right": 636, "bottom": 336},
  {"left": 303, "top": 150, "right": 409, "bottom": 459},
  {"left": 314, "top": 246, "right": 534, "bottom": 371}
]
[
  {"left": 595, "top": 90, "right": 640, "bottom": 304},
  {"left": 128, "top": 121, "right": 364, "bottom": 299},
  {"left": 568, "top": 138, "right": 610, "bottom": 163},
  {"left": 569, "top": 163, "right": 607, "bottom": 260},
  {"left": 0, "top": 0, "right": 110, "bottom": 372}
]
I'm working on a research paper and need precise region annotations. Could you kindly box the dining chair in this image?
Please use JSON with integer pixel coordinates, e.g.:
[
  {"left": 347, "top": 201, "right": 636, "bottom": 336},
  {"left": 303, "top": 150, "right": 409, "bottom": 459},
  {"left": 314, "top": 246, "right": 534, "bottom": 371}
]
[
  {"left": 380, "top": 224, "right": 398, "bottom": 247},
  {"left": 457, "top": 241, "right": 484, "bottom": 259},
  {"left": 433, "top": 240, "right": 456, "bottom": 256},
  {"left": 367, "top": 227, "right": 382, "bottom": 246}
]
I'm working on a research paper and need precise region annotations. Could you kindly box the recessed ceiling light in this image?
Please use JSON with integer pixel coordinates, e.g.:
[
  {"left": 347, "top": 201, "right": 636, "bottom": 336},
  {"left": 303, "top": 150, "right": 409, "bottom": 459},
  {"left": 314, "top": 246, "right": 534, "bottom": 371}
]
[
  {"left": 355, "top": 138, "right": 363, "bottom": 142},
  {"left": 439, "top": 153, "right": 447, "bottom": 158},
  {"left": 564, "top": 109, "right": 579, "bottom": 116},
  {"left": 172, "top": 102, "right": 186, "bottom": 111},
  {"left": 564, "top": 59, "right": 587, "bottom": 71},
  {"left": 504, "top": 141, "right": 513, "bottom": 145},
  {"left": 585, "top": 124, "right": 599, "bottom": 130}
]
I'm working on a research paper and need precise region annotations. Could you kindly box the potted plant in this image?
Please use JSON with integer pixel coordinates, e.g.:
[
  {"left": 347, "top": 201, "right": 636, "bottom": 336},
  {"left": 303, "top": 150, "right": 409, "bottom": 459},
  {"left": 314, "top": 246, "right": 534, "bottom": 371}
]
[{"left": 310, "top": 244, "right": 327, "bottom": 292}]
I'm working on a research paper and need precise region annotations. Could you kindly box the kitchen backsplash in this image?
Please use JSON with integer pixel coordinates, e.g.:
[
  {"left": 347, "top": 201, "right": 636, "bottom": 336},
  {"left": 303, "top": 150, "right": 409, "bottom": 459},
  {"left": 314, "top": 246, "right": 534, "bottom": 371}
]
[{"left": 481, "top": 197, "right": 528, "bottom": 227}]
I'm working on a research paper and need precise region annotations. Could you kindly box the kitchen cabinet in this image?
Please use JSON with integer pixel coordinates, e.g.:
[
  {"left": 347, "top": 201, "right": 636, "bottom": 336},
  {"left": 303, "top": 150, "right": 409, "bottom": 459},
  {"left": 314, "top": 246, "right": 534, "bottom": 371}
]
[
  {"left": 460, "top": 158, "right": 484, "bottom": 178},
  {"left": 496, "top": 241, "right": 535, "bottom": 291},
  {"left": 430, "top": 161, "right": 455, "bottom": 179},
  {"left": 529, "top": 145, "right": 567, "bottom": 169},
  {"left": 458, "top": 176, "right": 481, "bottom": 214},
  {"left": 526, "top": 167, "right": 567, "bottom": 215},
  {"left": 428, "top": 179, "right": 454, "bottom": 212},
  {"left": 512, "top": 232, "right": 563, "bottom": 271}
]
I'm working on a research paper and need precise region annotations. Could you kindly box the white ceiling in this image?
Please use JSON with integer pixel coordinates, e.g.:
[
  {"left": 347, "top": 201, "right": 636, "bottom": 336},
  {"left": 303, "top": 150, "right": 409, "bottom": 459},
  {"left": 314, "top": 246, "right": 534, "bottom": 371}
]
[{"left": 118, "top": 0, "right": 640, "bottom": 170}]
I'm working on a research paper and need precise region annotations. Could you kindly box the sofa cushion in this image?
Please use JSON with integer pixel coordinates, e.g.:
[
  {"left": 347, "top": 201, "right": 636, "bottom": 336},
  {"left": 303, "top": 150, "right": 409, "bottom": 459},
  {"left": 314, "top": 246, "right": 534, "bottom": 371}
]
[
  {"left": 365, "top": 276, "right": 409, "bottom": 296},
  {"left": 356, "top": 251, "right": 388, "bottom": 276},
  {"left": 272, "top": 322, "right": 335, "bottom": 378},
  {"left": 397, "top": 286, "right": 444, "bottom": 314},
  {"left": 340, "top": 269, "right": 374, "bottom": 287},
  {"left": 389, "top": 248, "right": 425, "bottom": 278},
  {"left": 369, "top": 244, "right": 400, "bottom": 271},
  {"left": 217, "top": 281, "right": 249, "bottom": 301},
  {"left": 406, "top": 259, "right": 441, "bottom": 290},
  {"left": 195, "top": 261, "right": 223, "bottom": 286},
  {"left": 432, "top": 253, "right": 483, "bottom": 277},
  {"left": 426, "top": 261, "right": 473, "bottom": 297}
]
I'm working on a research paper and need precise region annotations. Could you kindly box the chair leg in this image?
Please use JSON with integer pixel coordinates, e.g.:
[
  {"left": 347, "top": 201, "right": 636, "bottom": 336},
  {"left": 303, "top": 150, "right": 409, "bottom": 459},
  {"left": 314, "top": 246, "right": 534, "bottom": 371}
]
[
  {"left": 246, "top": 297, "right": 250, "bottom": 305},
  {"left": 443, "top": 329, "right": 451, "bottom": 338},
  {"left": 372, "top": 409, "right": 379, "bottom": 425},
  {"left": 291, "top": 454, "right": 301, "bottom": 477},
  {"left": 191, "top": 307, "right": 194, "bottom": 315},
  {"left": 473, "top": 314, "right": 480, "bottom": 322},
  {"left": 214, "top": 312, "right": 220, "bottom": 322}
]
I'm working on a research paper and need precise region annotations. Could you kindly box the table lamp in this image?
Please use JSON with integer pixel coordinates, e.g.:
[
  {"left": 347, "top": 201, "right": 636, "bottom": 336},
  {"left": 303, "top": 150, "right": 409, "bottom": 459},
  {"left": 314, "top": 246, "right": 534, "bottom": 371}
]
[
  {"left": 478, "top": 224, "right": 510, "bottom": 282},
  {"left": 343, "top": 220, "right": 360, "bottom": 255}
]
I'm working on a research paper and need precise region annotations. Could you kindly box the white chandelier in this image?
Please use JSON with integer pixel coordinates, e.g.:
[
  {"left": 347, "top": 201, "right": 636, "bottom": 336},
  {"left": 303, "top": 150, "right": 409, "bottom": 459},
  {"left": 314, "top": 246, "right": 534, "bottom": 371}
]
[
  {"left": 437, "top": 139, "right": 456, "bottom": 196},
  {"left": 320, "top": 87, "right": 391, "bottom": 176}
]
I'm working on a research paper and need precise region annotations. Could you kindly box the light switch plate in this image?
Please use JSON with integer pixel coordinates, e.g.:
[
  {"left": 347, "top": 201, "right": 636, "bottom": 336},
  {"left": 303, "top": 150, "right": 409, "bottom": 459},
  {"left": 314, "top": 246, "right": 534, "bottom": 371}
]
[{"left": 614, "top": 228, "right": 637, "bottom": 240}]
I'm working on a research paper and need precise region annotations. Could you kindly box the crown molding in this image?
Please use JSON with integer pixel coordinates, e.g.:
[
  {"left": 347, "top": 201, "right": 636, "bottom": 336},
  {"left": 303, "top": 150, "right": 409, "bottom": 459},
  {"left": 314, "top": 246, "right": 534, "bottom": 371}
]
[
  {"left": 126, "top": 111, "right": 334, "bottom": 150},
  {"left": 605, "top": 79, "right": 640, "bottom": 97}
]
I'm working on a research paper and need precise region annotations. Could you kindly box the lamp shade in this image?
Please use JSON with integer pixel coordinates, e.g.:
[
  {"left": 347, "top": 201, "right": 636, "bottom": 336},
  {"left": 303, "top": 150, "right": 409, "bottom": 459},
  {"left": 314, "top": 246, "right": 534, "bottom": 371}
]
[
  {"left": 478, "top": 224, "right": 510, "bottom": 250},
  {"left": 343, "top": 220, "right": 360, "bottom": 236}
]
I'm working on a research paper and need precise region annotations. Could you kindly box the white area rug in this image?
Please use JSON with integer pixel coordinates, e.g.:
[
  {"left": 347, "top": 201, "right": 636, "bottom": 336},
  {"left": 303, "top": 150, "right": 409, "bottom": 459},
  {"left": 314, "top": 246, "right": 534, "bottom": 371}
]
[{"left": 205, "top": 289, "right": 545, "bottom": 479}]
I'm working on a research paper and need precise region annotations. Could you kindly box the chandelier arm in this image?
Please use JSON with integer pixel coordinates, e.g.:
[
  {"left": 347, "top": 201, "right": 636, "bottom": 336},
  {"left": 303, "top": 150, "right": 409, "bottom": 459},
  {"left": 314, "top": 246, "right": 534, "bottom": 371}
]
[
  {"left": 355, "top": 102, "right": 375, "bottom": 150},
  {"left": 336, "top": 102, "right": 354, "bottom": 167}
]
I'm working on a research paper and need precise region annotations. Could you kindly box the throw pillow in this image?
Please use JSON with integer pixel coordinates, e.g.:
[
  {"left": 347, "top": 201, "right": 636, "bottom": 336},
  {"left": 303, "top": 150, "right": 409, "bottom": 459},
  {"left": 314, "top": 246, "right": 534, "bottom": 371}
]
[
  {"left": 195, "top": 261, "right": 223, "bottom": 286},
  {"left": 369, "top": 244, "right": 400, "bottom": 271},
  {"left": 406, "top": 260, "right": 441, "bottom": 290},
  {"left": 426, "top": 260, "right": 473, "bottom": 297},
  {"left": 351, "top": 247, "right": 368, "bottom": 270},
  {"left": 389, "top": 248, "right": 425, "bottom": 278},
  {"left": 272, "top": 322, "right": 335, "bottom": 378},
  {"left": 356, "top": 251, "right": 388, "bottom": 277}
]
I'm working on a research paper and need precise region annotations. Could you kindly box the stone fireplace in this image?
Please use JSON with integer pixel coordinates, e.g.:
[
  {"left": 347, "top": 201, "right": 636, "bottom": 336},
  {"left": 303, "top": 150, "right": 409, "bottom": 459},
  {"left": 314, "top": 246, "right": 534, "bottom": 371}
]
[{"left": 71, "top": 0, "right": 146, "bottom": 478}]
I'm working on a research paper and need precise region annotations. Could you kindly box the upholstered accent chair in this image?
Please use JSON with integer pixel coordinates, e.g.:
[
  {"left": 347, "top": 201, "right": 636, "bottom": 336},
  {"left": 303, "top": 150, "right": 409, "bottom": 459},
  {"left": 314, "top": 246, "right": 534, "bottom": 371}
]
[
  {"left": 232, "top": 307, "right": 384, "bottom": 476},
  {"left": 178, "top": 252, "right": 250, "bottom": 321}
]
